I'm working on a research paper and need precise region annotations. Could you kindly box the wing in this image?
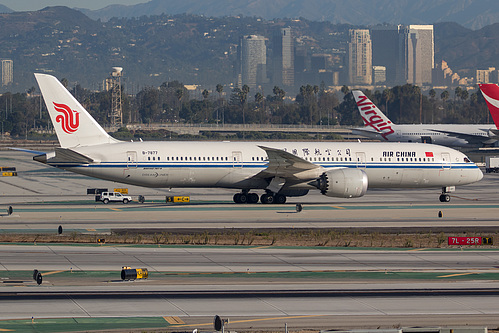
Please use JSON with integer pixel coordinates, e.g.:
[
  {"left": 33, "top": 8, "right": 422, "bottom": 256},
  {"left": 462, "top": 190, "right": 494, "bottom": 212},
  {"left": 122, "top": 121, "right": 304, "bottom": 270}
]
[
  {"left": 351, "top": 127, "right": 386, "bottom": 140},
  {"left": 255, "top": 146, "right": 321, "bottom": 179},
  {"left": 429, "top": 129, "right": 496, "bottom": 146}
]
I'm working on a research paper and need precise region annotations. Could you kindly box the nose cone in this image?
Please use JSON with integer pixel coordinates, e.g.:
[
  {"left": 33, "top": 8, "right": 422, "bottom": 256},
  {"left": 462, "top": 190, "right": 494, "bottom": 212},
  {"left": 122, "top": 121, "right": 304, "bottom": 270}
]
[{"left": 476, "top": 167, "right": 484, "bottom": 182}]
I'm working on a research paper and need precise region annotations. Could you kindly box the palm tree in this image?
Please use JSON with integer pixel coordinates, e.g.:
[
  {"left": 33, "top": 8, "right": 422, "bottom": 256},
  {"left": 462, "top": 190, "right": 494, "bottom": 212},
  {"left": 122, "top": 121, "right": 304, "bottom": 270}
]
[
  {"left": 340, "top": 85, "right": 349, "bottom": 95},
  {"left": 382, "top": 88, "right": 393, "bottom": 118},
  {"left": 202, "top": 89, "right": 209, "bottom": 122},
  {"left": 216, "top": 83, "right": 224, "bottom": 126},
  {"left": 175, "top": 88, "right": 184, "bottom": 123},
  {"left": 255, "top": 92, "right": 264, "bottom": 123},
  {"left": 441, "top": 90, "right": 449, "bottom": 118},
  {"left": 429, "top": 89, "right": 436, "bottom": 123},
  {"left": 240, "top": 85, "right": 249, "bottom": 126}
]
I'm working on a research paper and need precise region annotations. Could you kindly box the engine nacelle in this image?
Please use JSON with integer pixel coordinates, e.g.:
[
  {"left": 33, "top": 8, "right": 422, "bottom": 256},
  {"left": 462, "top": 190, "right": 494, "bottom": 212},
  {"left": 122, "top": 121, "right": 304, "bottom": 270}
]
[
  {"left": 316, "top": 168, "right": 368, "bottom": 198},
  {"left": 488, "top": 128, "right": 499, "bottom": 139}
]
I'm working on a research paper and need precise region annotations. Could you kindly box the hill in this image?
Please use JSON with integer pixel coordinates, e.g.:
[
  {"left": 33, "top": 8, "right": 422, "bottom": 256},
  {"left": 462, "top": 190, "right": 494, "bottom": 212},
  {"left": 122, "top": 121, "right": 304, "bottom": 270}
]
[
  {"left": 80, "top": 0, "right": 499, "bottom": 30},
  {"left": 1, "top": 7, "right": 499, "bottom": 92},
  {"left": 0, "top": 4, "right": 12, "bottom": 13}
]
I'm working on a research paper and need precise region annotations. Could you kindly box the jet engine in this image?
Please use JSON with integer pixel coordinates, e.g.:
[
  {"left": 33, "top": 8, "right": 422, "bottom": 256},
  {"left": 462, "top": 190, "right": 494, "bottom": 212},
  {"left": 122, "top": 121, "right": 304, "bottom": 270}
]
[
  {"left": 316, "top": 168, "right": 368, "bottom": 198},
  {"left": 488, "top": 128, "right": 499, "bottom": 139}
]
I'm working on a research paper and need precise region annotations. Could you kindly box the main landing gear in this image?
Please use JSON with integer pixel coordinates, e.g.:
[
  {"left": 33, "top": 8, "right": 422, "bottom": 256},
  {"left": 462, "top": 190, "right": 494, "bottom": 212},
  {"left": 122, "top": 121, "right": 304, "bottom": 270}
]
[
  {"left": 233, "top": 192, "right": 259, "bottom": 204},
  {"left": 233, "top": 191, "right": 286, "bottom": 204}
]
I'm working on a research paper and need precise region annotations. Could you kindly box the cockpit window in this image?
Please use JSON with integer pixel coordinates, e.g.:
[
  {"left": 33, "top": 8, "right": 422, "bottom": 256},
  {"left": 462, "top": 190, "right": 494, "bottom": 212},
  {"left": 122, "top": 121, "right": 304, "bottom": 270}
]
[{"left": 464, "top": 157, "right": 471, "bottom": 163}]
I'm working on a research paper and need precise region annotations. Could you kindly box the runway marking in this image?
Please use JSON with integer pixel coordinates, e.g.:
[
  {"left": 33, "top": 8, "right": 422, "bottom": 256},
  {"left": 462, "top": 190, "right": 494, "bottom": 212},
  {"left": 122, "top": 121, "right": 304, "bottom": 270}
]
[
  {"left": 438, "top": 272, "right": 477, "bottom": 278},
  {"left": 109, "top": 208, "right": 122, "bottom": 211},
  {"left": 252, "top": 246, "right": 270, "bottom": 249},
  {"left": 0, "top": 329, "right": 14, "bottom": 331},
  {"left": 407, "top": 248, "right": 428, "bottom": 252},
  {"left": 163, "top": 316, "right": 185, "bottom": 324},
  {"left": 331, "top": 205, "right": 346, "bottom": 209},
  {"left": 86, "top": 228, "right": 96, "bottom": 231},
  {"left": 42, "top": 270, "right": 66, "bottom": 276},
  {"left": 173, "top": 314, "right": 327, "bottom": 328}
]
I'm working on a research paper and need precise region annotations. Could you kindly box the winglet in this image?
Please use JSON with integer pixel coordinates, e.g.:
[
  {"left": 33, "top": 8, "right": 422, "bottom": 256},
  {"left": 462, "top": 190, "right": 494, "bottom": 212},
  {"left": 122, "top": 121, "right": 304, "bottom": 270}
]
[{"left": 35, "top": 73, "right": 120, "bottom": 148}]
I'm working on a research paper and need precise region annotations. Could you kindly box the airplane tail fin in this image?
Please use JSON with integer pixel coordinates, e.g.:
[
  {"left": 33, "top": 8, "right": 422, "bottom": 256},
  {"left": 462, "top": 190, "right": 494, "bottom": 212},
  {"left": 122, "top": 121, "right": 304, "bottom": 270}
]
[
  {"left": 35, "top": 73, "right": 120, "bottom": 148},
  {"left": 351, "top": 90, "right": 394, "bottom": 140},
  {"left": 479, "top": 84, "right": 499, "bottom": 129}
]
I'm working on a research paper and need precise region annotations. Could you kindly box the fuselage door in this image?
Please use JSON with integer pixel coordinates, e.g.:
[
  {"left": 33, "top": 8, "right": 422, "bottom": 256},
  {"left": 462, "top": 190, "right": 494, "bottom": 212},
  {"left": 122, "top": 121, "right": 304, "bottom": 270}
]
[
  {"left": 356, "top": 152, "right": 366, "bottom": 169},
  {"left": 421, "top": 136, "right": 432, "bottom": 144},
  {"left": 441, "top": 152, "right": 451, "bottom": 169},
  {"left": 232, "top": 151, "right": 243, "bottom": 168},
  {"left": 127, "top": 151, "right": 138, "bottom": 168}
]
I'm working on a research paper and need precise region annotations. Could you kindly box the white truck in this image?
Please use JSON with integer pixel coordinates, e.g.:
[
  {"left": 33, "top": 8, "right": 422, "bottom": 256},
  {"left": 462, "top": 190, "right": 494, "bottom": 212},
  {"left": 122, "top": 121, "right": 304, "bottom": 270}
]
[
  {"left": 96, "top": 191, "right": 132, "bottom": 204},
  {"left": 486, "top": 156, "right": 499, "bottom": 173}
]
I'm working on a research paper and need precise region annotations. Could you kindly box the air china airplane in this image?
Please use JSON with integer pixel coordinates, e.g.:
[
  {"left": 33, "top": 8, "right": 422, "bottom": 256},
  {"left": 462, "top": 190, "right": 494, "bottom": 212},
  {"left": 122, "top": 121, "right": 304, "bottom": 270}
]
[
  {"left": 351, "top": 90, "right": 499, "bottom": 147},
  {"left": 32, "top": 73, "right": 482, "bottom": 204}
]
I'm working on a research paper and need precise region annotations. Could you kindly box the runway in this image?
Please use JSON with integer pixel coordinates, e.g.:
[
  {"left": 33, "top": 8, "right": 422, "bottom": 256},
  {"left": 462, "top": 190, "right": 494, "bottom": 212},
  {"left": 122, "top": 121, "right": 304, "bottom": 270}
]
[{"left": 2, "top": 244, "right": 499, "bottom": 330}]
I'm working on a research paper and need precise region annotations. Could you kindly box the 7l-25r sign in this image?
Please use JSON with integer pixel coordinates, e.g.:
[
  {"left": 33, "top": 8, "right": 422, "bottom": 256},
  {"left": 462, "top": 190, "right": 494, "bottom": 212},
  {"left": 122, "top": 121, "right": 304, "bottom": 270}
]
[{"left": 448, "top": 237, "right": 493, "bottom": 245}]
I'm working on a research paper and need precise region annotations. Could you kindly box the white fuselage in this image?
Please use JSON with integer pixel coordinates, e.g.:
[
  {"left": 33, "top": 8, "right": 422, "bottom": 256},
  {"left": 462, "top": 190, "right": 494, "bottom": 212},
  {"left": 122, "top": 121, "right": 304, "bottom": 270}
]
[
  {"left": 45, "top": 141, "right": 483, "bottom": 192},
  {"left": 353, "top": 124, "right": 496, "bottom": 147}
]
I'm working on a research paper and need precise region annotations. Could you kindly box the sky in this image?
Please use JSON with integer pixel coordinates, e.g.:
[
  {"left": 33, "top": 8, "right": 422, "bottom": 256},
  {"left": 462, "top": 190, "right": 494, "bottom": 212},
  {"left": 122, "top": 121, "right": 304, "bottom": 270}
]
[{"left": 0, "top": 0, "right": 148, "bottom": 11}]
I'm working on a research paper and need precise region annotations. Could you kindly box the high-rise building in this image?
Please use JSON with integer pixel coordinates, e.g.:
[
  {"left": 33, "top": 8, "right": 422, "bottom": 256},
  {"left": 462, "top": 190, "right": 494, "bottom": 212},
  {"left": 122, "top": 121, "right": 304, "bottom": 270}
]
[
  {"left": 1, "top": 59, "right": 13, "bottom": 86},
  {"left": 239, "top": 35, "right": 267, "bottom": 90},
  {"left": 272, "top": 27, "right": 294, "bottom": 88},
  {"left": 399, "top": 25, "right": 434, "bottom": 86},
  {"left": 348, "top": 29, "right": 372, "bottom": 85},
  {"left": 371, "top": 25, "right": 401, "bottom": 85}
]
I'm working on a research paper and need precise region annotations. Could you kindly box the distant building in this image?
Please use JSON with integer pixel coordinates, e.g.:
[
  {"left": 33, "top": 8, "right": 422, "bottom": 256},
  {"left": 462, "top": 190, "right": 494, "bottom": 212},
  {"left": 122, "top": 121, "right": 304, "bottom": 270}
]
[
  {"left": 348, "top": 29, "right": 372, "bottom": 85},
  {"left": 476, "top": 67, "right": 497, "bottom": 84},
  {"left": 399, "top": 25, "right": 434, "bottom": 86},
  {"left": 373, "top": 66, "right": 386, "bottom": 84},
  {"left": 239, "top": 35, "right": 267, "bottom": 90},
  {"left": 433, "top": 60, "right": 458, "bottom": 86},
  {"left": 371, "top": 25, "right": 401, "bottom": 85},
  {"left": 1, "top": 59, "right": 13, "bottom": 86},
  {"left": 272, "top": 27, "right": 294, "bottom": 89}
]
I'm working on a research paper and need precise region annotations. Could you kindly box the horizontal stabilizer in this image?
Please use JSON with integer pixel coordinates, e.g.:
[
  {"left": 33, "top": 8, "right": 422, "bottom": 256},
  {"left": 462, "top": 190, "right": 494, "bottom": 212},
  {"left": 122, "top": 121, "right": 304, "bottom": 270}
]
[
  {"left": 8, "top": 147, "right": 46, "bottom": 155},
  {"left": 48, "top": 148, "right": 94, "bottom": 164}
]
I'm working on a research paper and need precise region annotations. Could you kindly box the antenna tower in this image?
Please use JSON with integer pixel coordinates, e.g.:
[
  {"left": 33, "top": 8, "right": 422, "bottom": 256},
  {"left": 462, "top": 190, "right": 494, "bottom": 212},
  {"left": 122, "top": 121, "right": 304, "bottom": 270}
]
[{"left": 109, "top": 67, "right": 123, "bottom": 127}]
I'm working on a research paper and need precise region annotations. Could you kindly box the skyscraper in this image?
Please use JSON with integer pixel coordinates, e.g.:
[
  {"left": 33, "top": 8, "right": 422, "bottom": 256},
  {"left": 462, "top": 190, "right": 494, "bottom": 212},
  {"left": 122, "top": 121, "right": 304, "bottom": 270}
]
[
  {"left": 239, "top": 35, "right": 267, "bottom": 90},
  {"left": 371, "top": 25, "right": 401, "bottom": 85},
  {"left": 399, "top": 25, "right": 434, "bottom": 86},
  {"left": 348, "top": 29, "right": 372, "bottom": 85},
  {"left": 1, "top": 60, "right": 13, "bottom": 86},
  {"left": 272, "top": 27, "right": 294, "bottom": 88}
]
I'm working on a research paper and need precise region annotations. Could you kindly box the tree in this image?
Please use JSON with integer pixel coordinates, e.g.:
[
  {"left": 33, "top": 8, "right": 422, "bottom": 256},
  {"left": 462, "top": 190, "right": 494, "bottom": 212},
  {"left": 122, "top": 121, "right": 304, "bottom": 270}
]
[
  {"left": 341, "top": 85, "right": 350, "bottom": 95},
  {"left": 202, "top": 89, "right": 210, "bottom": 122},
  {"left": 240, "top": 85, "right": 250, "bottom": 125},
  {"left": 382, "top": 88, "right": 393, "bottom": 118},
  {"left": 216, "top": 83, "right": 224, "bottom": 125}
]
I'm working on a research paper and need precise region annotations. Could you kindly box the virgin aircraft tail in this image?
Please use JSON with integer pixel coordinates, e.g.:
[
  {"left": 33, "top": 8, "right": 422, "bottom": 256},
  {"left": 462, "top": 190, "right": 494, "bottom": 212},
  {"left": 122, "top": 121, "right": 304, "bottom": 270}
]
[
  {"left": 351, "top": 90, "right": 395, "bottom": 140},
  {"left": 35, "top": 73, "right": 120, "bottom": 148},
  {"left": 479, "top": 84, "right": 499, "bottom": 129}
]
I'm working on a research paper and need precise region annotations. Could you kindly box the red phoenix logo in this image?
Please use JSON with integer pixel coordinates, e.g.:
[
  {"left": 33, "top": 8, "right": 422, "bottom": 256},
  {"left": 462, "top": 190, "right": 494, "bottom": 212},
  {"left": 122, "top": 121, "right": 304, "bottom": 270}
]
[{"left": 53, "top": 102, "right": 79, "bottom": 134}]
